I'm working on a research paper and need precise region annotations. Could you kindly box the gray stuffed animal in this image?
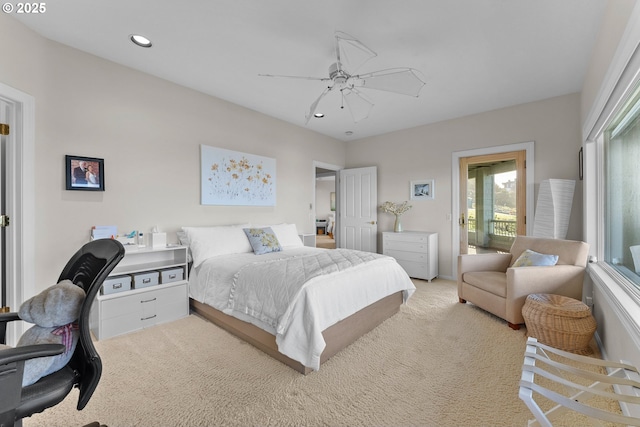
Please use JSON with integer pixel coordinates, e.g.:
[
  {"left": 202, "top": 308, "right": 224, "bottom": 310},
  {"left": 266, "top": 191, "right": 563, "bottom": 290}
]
[{"left": 17, "top": 279, "right": 86, "bottom": 386}]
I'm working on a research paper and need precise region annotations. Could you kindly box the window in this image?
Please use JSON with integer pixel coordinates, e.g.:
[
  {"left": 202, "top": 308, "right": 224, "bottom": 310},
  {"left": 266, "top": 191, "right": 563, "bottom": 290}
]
[{"left": 604, "top": 82, "right": 640, "bottom": 289}]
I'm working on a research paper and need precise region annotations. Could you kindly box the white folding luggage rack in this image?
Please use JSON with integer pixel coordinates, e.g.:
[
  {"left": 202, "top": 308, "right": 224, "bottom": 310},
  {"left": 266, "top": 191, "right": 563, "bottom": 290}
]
[{"left": 519, "top": 337, "right": 640, "bottom": 426}]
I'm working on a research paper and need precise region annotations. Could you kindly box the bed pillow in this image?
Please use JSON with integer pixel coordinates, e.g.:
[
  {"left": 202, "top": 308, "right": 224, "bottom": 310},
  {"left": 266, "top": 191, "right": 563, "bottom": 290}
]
[
  {"left": 243, "top": 227, "right": 282, "bottom": 255},
  {"left": 270, "top": 223, "right": 304, "bottom": 249},
  {"left": 512, "top": 249, "right": 559, "bottom": 267},
  {"left": 176, "top": 231, "right": 192, "bottom": 263},
  {"left": 182, "top": 224, "right": 252, "bottom": 268}
]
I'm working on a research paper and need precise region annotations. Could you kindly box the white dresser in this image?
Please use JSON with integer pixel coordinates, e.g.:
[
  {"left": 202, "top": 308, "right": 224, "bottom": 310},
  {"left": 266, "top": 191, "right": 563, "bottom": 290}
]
[
  {"left": 90, "top": 245, "right": 189, "bottom": 340},
  {"left": 382, "top": 231, "right": 438, "bottom": 282}
]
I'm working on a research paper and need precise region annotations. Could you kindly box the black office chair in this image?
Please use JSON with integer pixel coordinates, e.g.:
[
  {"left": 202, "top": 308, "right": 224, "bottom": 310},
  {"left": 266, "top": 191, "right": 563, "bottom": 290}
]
[{"left": 0, "top": 239, "right": 124, "bottom": 427}]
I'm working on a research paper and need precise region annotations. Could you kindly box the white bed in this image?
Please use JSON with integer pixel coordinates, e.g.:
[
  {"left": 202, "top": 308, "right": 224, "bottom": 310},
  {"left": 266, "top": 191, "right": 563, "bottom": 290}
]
[{"left": 183, "top": 223, "right": 416, "bottom": 373}]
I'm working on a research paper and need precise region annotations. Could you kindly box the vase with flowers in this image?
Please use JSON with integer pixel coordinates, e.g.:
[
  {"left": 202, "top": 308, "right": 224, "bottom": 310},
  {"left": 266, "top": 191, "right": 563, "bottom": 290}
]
[{"left": 380, "top": 201, "right": 412, "bottom": 232}]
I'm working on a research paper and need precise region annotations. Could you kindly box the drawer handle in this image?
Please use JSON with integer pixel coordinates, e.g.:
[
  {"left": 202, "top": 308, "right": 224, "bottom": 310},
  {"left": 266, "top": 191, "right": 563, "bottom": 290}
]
[
  {"left": 140, "top": 297, "right": 157, "bottom": 303},
  {"left": 113, "top": 283, "right": 122, "bottom": 289},
  {"left": 168, "top": 274, "right": 177, "bottom": 279},
  {"left": 142, "top": 278, "right": 151, "bottom": 284},
  {"left": 141, "top": 315, "right": 157, "bottom": 321}
]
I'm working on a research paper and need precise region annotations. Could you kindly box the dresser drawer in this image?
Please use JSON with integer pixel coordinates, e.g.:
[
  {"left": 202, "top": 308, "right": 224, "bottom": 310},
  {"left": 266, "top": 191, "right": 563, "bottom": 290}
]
[
  {"left": 383, "top": 233, "right": 430, "bottom": 243},
  {"left": 383, "top": 240, "right": 429, "bottom": 253},
  {"left": 385, "top": 248, "right": 427, "bottom": 263},
  {"left": 397, "top": 260, "right": 429, "bottom": 279},
  {"left": 382, "top": 231, "right": 438, "bottom": 282}
]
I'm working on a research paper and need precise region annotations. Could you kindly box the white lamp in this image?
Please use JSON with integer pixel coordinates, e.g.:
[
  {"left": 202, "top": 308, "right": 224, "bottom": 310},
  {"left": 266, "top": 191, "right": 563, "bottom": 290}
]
[{"left": 532, "top": 179, "right": 575, "bottom": 239}]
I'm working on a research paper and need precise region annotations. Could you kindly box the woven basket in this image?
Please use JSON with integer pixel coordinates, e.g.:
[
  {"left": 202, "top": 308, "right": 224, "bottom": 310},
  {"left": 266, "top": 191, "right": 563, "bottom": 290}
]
[{"left": 522, "top": 293, "right": 597, "bottom": 355}]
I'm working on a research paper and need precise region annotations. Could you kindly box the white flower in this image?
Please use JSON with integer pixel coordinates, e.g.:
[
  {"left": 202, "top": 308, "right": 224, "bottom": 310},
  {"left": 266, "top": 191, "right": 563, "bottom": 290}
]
[{"left": 379, "top": 201, "right": 412, "bottom": 216}]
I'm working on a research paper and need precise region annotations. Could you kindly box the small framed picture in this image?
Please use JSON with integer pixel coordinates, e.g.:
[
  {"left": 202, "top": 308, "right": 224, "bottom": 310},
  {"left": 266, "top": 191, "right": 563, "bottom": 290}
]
[
  {"left": 65, "top": 155, "right": 105, "bottom": 191},
  {"left": 410, "top": 179, "right": 434, "bottom": 200}
]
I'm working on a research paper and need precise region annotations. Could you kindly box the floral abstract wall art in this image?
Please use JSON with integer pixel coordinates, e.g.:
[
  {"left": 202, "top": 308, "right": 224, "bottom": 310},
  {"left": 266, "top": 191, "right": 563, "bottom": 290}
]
[{"left": 201, "top": 145, "right": 276, "bottom": 206}]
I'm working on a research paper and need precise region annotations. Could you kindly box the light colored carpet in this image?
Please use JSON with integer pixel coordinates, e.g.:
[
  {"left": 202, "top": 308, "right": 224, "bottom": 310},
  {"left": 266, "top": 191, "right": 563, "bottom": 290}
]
[
  {"left": 24, "top": 280, "right": 611, "bottom": 427},
  {"left": 315, "top": 235, "right": 336, "bottom": 249}
]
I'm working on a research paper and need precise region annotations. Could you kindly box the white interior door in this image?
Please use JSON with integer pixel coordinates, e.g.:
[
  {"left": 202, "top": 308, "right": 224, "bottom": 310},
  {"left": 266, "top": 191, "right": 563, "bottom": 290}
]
[
  {"left": 338, "top": 166, "right": 377, "bottom": 252},
  {"left": 0, "top": 83, "right": 35, "bottom": 346},
  {"left": 0, "top": 100, "right": 7, "bottom": 315}
]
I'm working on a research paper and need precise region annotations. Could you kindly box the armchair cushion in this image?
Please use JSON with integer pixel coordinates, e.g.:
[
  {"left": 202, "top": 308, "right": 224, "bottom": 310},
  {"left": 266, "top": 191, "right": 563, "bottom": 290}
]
[
  {"left": 512, "top": 249, "right": 559, "bottom": 267},
  {"left": 15, "top": 280, "right": 85, "bottom": 386},
  {"left": 462, "top": 272, "right": 507, "bottom": 297}
]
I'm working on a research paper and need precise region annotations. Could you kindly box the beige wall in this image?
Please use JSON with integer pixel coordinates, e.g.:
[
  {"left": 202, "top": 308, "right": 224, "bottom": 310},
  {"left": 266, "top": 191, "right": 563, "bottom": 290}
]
[
  {"left": 580, "top": 0, "right": 638, "bottom": 127},
  {"left": 346, "top": 93, "right": 584, "bottom": 278},
  {"left": 0, "top": 9, "right": 612, "bottom": 290},
  {"left": 0, "top": 14, "right": 345, "bottom": 290}
]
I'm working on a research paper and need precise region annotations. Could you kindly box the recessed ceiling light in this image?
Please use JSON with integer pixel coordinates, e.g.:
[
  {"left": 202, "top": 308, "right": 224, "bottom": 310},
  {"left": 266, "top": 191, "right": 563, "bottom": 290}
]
[
  {"left": 314, "top": 113, "right": 324, "bottom": 118},
  {"left": 130, "top": 34, "right": 152, "bottom": 48},
  {"left": 345, "top": 131, "right": 353, "bottom": 136}
]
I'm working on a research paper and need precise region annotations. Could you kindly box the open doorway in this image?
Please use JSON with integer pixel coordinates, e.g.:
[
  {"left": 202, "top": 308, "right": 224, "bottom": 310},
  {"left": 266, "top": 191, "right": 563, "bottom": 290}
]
[
  {"left": 315, "top": 167, "right": 337, "bottom": 249},
  {"left": 464, "top": 157, "right": 522, "bottom": 254},
  {"left": 452, "top": 141, "right": 535, "bottom": 278}
]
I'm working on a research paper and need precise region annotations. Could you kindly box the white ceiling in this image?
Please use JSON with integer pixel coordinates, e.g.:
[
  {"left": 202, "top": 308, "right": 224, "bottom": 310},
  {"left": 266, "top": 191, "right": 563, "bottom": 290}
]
[{"left": 10, "top": 0, "right": 607, "bottom": 141}]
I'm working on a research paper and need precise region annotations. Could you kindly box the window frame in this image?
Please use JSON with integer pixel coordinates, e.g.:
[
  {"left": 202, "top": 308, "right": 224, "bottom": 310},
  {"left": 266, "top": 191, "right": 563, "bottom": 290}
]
[{"left": 583, "top": 2, "right": 640, "bottom": 316}]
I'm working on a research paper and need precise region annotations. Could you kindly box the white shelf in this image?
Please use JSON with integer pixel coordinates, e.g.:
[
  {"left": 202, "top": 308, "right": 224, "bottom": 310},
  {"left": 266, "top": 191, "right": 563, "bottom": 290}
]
[{"left": 90, "top": 245, "right": 189, "bottom": 340}]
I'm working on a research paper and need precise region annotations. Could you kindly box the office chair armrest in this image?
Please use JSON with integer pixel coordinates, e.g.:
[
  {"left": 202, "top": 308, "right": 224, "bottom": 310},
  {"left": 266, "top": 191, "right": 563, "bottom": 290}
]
[
  {"left": 0, "top": 312, "right": 21, "bottom": 324},
  {"left": 0, "top": 312, "right": 21, "bottom": 345},
  {"left": 0, "top": 344, "right": 66, "bottom": 366}
]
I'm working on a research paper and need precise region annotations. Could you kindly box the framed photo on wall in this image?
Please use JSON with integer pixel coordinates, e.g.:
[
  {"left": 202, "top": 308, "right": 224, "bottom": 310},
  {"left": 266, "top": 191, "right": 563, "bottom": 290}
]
[
  {"left": 65, "top": 155, "right": 105, "bottom": 191},
  {"left": 410, "top": 179, "right": 434, "bottom": 200}
]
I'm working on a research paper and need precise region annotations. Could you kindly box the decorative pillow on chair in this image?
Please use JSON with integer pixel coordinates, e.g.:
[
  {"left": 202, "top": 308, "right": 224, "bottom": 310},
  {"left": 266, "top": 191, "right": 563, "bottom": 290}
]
[
  {"left": 512, "top": 249, "right": 559, "bottom": 267},
  {"left": 17, "top": 280, "right": 85, "bottom": 386},
  {"left": 243, "top": 227, "right": 282, "bottom": 255}
]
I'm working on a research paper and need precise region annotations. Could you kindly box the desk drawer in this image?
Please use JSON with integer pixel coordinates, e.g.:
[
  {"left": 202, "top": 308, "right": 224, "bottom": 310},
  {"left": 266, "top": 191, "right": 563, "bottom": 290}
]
[{"left": 100, "top": 284, "right": 187, "bottom": 320}]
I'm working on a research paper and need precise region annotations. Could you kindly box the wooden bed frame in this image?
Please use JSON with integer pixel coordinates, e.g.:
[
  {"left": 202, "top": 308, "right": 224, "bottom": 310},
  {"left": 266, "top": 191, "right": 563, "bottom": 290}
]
[{"left": 190, "top": 291, "right": 403, "bottom": 374}]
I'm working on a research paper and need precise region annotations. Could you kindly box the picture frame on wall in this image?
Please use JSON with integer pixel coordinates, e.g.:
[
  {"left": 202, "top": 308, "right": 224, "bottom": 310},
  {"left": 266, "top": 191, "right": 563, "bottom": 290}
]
[
  {"left": 200, "top": 145, "right": 276, "bottom": 206},
  {"left": 410, "top": 179, "right": 435, "bottom": 200},
  {"left": 65, "top": 155, "right": 105, "bottom": 191}
]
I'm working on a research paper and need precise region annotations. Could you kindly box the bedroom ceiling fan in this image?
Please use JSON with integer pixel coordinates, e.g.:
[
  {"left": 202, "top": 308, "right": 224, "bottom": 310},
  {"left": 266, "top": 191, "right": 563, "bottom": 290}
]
[{"left": 260, "top": 32, "right": 426, "bottom": 124}]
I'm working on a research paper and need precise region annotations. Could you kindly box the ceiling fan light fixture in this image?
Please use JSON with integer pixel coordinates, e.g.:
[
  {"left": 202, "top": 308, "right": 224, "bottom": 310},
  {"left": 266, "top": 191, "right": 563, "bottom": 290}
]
[{"left": 130, "top": 34, "right": 153, "bottom": 48}]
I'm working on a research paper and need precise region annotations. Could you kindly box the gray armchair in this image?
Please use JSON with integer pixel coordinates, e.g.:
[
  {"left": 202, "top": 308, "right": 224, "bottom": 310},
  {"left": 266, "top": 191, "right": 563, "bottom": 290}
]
[{"left": 458, "top": 236, "right": 589, "bottom": 330}]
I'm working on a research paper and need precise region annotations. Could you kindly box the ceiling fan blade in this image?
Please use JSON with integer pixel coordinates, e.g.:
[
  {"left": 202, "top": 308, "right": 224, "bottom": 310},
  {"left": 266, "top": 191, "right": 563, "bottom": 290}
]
[
  {"left": 259, "top": 73, "right": 330, "bottom": 82},
  {"left": 305, "top": 87, "right": 332, "bottom": 124},
  {"left": 335, "top": 31, "right": 377, "bottom": 75},
  {"left": 355, "top": 68, "right": 426, "bottom": 97},
  {"left": 342, "top": 88, "right": 374, "bottom": 123}
]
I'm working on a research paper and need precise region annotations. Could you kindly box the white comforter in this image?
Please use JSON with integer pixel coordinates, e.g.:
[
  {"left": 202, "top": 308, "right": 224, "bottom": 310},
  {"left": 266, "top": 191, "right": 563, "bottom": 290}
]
[{"left": 189, "top": 247, "right": 415, "bottom": 371}]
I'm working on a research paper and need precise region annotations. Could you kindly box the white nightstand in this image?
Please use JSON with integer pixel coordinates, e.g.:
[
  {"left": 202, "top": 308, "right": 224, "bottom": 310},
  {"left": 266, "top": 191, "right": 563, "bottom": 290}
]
[
  {"left": 90, "top": 245, "right": 189, "bottom": 340},
  {"left": 382, "top": 231, "right": 438, "bottom": 282},
  {"left": 316, "top": 221, "right": 328, "bottom": 235},
  {"left": 299, "top": 233, "right": 316, "bottom": 247}
]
